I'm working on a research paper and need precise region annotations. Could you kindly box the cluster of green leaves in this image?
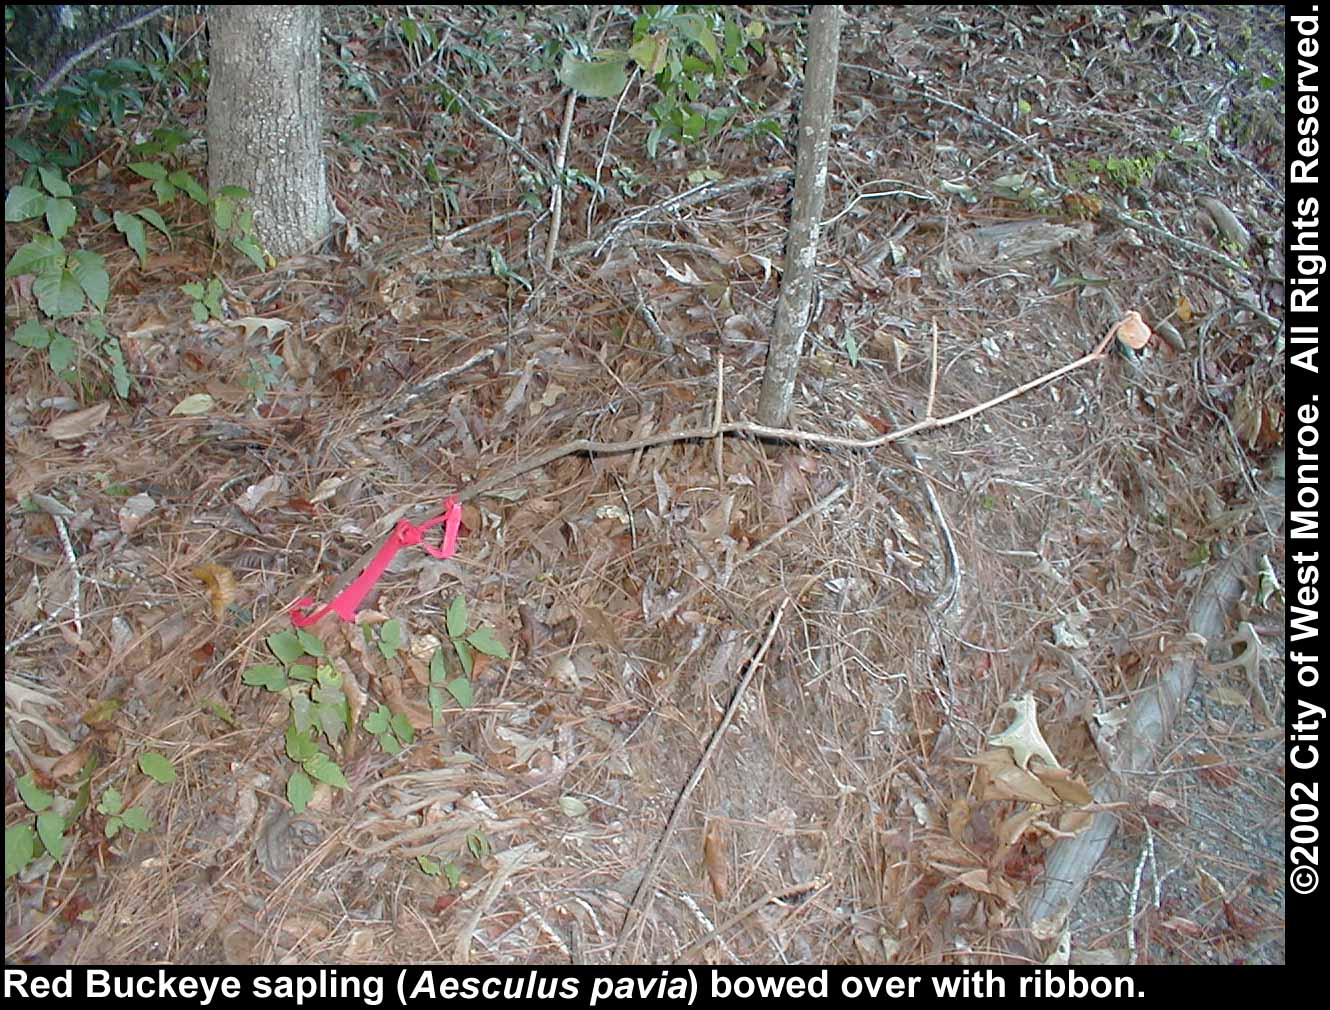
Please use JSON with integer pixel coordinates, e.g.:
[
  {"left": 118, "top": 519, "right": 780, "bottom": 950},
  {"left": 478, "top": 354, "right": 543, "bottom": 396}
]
[
  {"left": 182, "top": 276, "right": 225, "bottom": 322},
  {"left": 5, "top": 115, "right": 263, "bottom": 398},
  {"left": 128, "top": 148, "right": 264, "bottom": 271},
  {"left": 241, "top": 600, "right": 504, "bottom": 814},
  {"left": 417, "top": 829, "right": 492, "bottom": 886},
  {"left": 1085, "top": 151, "right": 1167, "bottom": 191},
  {"left": 6, "top": 752, "right": 175, "bottom": 881},
  {"left": 243, "top": 629, "right": 351, "bottom": 814},
  {"left": 5, "top": 168, "right": 109, "bottom": 318},
  {"left": 557, "top": 6, "right": 770, "bottom": 158},
  {"left": 5, "top": 165, "right": 132, "bottom": 397}
]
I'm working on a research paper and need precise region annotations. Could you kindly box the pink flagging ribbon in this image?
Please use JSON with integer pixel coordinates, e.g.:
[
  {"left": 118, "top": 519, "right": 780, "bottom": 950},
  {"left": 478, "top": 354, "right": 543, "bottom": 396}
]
[{"left": 290, "top": 497, "right": 462, "bottom": 628}]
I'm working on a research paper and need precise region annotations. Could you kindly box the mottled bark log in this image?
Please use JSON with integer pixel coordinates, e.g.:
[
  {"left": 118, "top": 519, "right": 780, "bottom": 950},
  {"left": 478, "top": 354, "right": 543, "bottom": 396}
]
[
  {"left": 756, "top": 5, "right": 843, "bottom": 427},
  {"left": 206, "top": 6, "right": 330, "bottom": 258}
]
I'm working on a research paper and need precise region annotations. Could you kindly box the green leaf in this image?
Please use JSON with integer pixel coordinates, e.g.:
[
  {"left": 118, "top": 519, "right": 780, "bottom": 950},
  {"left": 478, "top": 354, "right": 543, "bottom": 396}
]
[
  {"left": 45, "top": 198, "right": 77, "bottom": 240},
  {"left": 628, "top": 34, "right": 669, "bottom": 75},
  {"left": 454, "top": 638, "right": 473, "bottom": 677},
  {"left": 446, "top": 597, "right": 468, "bottom": 639},
  {"left": 68, "top": 250, "right": 109, "bottom": 311},
  {"left": 6, "top": 234, "right": 65, "bottom": 277},
  {"left": 380, "top": 733, "right": 402, "bottom": 756},
  {"left": 287, "top": 770, "right": 314, "bottom": 813},
  {"left": 97, "top": 788, "right": 125, "bottom": 816},
  {"left": 17, "top": 773, "right": 54, "bottom": 813},
  {"left": 268, "top": 630, "right": 306, "bottom": 664},
  {"left": 380, "top": 620, "right": 402, "bottom": 649},
  {"left": 364, "top": 705, "right": 391, "bottom": 735},
  {"left": 389, "top": 712, "right": 415, "bottom": 744},
  {"left": 466, "top": 626, "right": 509, "bottom": 659},
  {"left": 128, "top": 161, "right": 168, "bottom": 182},
  {"left": 218, "top": 186, "right": 251, "bottom": 202},
  {"left": 443, "top": 861, "right": 462, "bottom": 887},
  {"left": 232, "top": 237, "right": 267, "bottom": 271},
  {"left": 285, "top": 724, "right": 318, "bottom": 763},
  {"left": 121, "top": 807, "right": 152, "bottom": 833},
  {"left": 315, "top": 697, "right": 349, "bottom": 747},
  {"left": 103, "top": 334, "right": 131, "bottom": 399},
  {"left": 242, "top": 663, "right": 287, "bottom": 691},
  {"left": 6, "top": 824, "right": 36, "bottom": 879},
  {"left": 114, "top": 210, "right": 149, "bottom": 267},
  {"left": 13, "top": 319, "right": 52, "bottom": 349},
  {"left": 671, "top": 13, "right": 720, "bottom": 62},
  {"left": 213, "top": 197, "right": 234, "bottom": 232},
  {"left": 34, "top": 268, "right": 85, "bottom": 319},
  {"left": 105, "top": 815, "right": 124, "bottom": 839},
  {"left": 37, "top": 811, "right": 66, "bottom": 861},
  {"left": 48, "top": 332, "right": 77, "bottom": 375},
  {"left": 295, "top": 629, "right": 325, "bottom": 657},
  {"left": 429, "top": 647, "right": 447, "bottom": 684},
  {"left": 5, "top": 184, "right": 47, "bottom": 221},
  {"left": 446, "top": 676, "right": 474, "bottom": 709},
  {"left": 558, "top": 52, "right": 629, "bottom": 98},
  {"left": 138, "top": 207, "right": 171, "bottom": 238},
  {"left": 290, "top": 691, "right": 315, "bottom": 735},
  {"left": 168, "top": 170, "right": 207, "bottom": 204},
  {"left": 303, "top": 752, "right": 348, "bottom": 789},
  {"left": 417, "top": 854, "right": 440, "bottom": 876},
  {"left": 152, "top": 178, "right": 177, "bottom": 204},
  {"left": 138, "top": 751, "right": 177, "bottom": 784},
  {"left": 466, "top": 831, "right": 491, "bottom": 860}
]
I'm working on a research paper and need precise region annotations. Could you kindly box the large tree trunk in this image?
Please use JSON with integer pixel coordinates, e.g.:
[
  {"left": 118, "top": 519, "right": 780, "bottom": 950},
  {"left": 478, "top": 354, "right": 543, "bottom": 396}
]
[
  {"left": 756, "top": 6, "right": 843, "bottom": 427},
  {"left": 206, "top": 6, "right": 330, "bottom": 258}
]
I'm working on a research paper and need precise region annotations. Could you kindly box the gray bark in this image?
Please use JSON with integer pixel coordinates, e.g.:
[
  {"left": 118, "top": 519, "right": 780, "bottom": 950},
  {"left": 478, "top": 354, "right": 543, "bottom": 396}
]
[
  {"left": 206, "top": 6, "right": 330, "bottom": 258},
  {"left": 756, "top": 5, "right": 843, "bottom": 427}
]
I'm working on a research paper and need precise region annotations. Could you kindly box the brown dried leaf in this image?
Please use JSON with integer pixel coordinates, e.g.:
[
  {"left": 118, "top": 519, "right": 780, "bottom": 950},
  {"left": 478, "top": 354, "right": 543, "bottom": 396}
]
[
  {"left": 192, "top": 563, "right": 237, "bottom": 621},
  {"left": 45, "top": 402, "right": 110, "bottom": 441},
  {"left": 1031, "top": 765, "right": 1095, "bottom": 805},
  {"left": 1116, "top": 310, "right": 1151, "bottom": 349},
  {"left": 702, "top": 820, "right": 729, "bottom": 901},
  {"left": 961, "top": 749, "right": 1062, "bottom": 805}
]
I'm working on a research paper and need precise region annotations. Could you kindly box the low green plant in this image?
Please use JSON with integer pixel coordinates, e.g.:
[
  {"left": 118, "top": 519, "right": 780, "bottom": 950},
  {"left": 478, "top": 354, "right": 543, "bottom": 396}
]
[
  {"left": 244, "top": 600, "right": 505, "bottom": 812},
  {"left": 364, "top": 703, "right": 415, "bottom": 755},
  {"left": 556, "top": 7, "right": 770, "bottom": 158},
  {"left": 417, "top": 854, "right": 463, "bottom": 887},
  {"left": 182, "top": 276, "right": 225, "bottom": 322},
  {"left": 96, "top": 788, "right": 152, "bottom": 839},
  {"left": 1085, "top": 151, "right": 1166, "bottom": 190},
  {"left": 5, "top": 751, "right": 169, "bottom": 879},
  {"left": 243, "top": 629, "right": 350, "bottom": 814},
  {"left": 6, "top": 773, "right": 68, "bottom": 880}
]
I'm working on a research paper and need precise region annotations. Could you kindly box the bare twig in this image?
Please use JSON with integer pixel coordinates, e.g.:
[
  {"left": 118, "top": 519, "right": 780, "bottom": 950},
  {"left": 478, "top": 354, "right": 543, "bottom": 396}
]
[
  {"left": 544, "top": 90, "right": 578, "bottom": 271},
  {"left": 305, "top": 317, "right": 1131, "bottom": 607},
  {"left": 4, "top": 515, "right": 84, "bottom": 654},
  {"left": 448, "top": 88, "right": 549, "bottom": 183},
  {"left": 613, "top": 598, "right": 790, "bottom": 963}
]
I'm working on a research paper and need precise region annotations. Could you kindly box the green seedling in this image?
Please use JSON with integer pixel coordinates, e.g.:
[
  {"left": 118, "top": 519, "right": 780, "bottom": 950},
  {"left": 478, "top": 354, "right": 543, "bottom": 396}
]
[
  {"left": 6, "top": 773, "right": 68, "bottom": 879},
  {"left": 364, "top": 703, "right": 415, "bottom": 756},
  {"left": 96, "top": 788, "right": 152, "bottom": 838},
  {"left": 243, "top": 629, "right": 349, "bottom": 813}
]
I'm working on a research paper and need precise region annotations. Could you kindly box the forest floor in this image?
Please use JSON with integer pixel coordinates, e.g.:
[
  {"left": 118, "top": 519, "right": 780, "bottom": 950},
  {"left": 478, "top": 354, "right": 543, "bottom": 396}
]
[{"left": 5, "top": 6, "right": 1287, "bottom": 965}]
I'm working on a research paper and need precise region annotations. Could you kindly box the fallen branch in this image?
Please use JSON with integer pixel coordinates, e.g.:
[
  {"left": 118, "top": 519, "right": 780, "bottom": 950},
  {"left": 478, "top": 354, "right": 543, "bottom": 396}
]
[{"left": 305, "top": 315, "right": 1141, "bottom": 608}]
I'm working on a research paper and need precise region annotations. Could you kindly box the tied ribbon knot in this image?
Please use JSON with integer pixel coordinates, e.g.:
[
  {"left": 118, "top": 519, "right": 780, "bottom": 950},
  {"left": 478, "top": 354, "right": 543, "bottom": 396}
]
[{"left": 290, "top": 496, "right": 461, "bottom": 628}]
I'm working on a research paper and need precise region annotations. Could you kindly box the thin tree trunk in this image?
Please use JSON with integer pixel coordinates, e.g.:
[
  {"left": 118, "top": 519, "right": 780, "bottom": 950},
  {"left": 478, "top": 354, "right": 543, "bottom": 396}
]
[
  {"left": 756, "top": 6, "right": 843, "bottom": 427},
  {"left": 207, "top": 6, "right": 330, "bottom": 258}
]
